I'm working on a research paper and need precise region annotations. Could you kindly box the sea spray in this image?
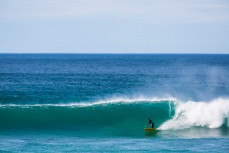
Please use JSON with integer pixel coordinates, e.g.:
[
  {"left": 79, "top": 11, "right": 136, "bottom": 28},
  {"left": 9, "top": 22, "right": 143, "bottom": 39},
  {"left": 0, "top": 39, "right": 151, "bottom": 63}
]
[{"left": 159, "top": 98, "right": 229, "bottom": 130}]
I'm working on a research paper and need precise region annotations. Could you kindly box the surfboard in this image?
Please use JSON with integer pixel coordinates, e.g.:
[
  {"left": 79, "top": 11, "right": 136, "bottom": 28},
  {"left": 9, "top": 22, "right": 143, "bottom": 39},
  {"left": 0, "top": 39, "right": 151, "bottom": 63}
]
[{"left": 144, "top": 128, "right": 157, "bottom": 132}]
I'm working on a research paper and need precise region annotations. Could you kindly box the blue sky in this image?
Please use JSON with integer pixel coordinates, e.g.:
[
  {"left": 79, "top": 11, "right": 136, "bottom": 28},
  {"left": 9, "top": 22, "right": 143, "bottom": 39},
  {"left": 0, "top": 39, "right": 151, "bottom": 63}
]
[{"left": 0, "top": 0, "right": 229, "bottom": 53}]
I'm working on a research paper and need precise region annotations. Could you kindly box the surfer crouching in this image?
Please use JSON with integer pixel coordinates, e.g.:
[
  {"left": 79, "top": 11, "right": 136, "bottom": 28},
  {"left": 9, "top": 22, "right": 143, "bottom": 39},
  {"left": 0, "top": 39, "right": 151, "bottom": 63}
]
[{"left": 147, "top": 118, "right": 154, "bottom": 128}]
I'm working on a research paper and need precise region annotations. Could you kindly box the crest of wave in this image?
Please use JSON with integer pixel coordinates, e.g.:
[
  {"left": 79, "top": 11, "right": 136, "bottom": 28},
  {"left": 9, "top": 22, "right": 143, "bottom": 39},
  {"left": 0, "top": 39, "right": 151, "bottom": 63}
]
[{"left": 159, "top": 98, "right": 229, "bottom": 130}]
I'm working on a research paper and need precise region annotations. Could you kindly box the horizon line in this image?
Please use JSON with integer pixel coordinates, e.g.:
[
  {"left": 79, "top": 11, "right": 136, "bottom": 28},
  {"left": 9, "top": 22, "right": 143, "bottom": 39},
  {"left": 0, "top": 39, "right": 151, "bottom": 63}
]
[{"left": 0, "top": 52, "right": 228, "bottom": 55}]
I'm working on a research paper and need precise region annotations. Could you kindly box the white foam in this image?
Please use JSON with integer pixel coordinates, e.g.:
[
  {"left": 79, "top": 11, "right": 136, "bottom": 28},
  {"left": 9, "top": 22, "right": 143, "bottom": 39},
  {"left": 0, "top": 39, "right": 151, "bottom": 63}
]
[
  {"left": 0, "top": 96, "right": 176, "bottom": 108},
  {"left": 84, "top": 96, "right": 177, "bottom": 106},
  {"left": 159, "top": 98, "right": 229, "bottom": 130}
]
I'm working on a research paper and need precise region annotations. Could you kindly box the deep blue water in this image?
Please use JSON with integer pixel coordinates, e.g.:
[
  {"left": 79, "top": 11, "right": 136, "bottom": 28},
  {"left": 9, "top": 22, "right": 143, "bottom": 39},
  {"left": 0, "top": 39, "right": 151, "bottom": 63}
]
[
  {"left": 1, "top": 54, "right": 228, "bottom": 104},
  {"left": 0, "top": 54, "right": 229, "bottom": 152}
]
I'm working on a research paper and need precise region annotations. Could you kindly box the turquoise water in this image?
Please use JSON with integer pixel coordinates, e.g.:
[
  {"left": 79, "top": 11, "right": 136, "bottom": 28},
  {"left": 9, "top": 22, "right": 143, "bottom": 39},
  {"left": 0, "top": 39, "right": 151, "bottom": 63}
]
[
  {"left": 0, "top": 54, "right": 229, "bottom": 152},
  {"left": 1, "top": 135, "right": 229, "bottom": 152}
]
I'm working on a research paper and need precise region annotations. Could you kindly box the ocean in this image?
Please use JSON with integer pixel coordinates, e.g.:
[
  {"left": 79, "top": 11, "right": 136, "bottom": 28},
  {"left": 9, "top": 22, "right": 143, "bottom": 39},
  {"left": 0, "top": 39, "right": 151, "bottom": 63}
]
[{"left": 0, "top": 54, "right": 229, "bottom": 152}]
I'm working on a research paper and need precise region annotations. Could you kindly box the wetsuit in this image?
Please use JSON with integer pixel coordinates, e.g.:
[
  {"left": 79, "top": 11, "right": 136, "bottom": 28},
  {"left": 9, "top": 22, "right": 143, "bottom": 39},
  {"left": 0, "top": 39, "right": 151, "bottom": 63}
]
[{"left": 147, "top": 119, "right": 154, "bottom": 128}]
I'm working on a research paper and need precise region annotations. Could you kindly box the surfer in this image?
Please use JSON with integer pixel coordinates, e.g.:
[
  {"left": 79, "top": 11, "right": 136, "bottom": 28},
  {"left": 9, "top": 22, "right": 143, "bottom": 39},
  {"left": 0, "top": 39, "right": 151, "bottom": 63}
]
[{"left": 146, "top": 118, "right": 154, "bottom": 128}]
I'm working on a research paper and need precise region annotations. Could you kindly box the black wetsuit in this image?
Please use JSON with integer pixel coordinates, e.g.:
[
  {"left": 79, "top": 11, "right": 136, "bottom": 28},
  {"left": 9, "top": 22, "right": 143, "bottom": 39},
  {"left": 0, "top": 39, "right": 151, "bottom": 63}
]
[{"left": 148, "top": 119, "right": 154, "bottom": 128}]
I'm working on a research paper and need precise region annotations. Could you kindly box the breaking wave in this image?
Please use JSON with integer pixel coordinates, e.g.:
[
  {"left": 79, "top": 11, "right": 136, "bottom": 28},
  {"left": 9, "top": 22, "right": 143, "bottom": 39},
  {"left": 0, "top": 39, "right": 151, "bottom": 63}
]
[
  {"left": 0, "top": 97, "right": 228, "bottom": 136},
  {"left": 159, "top": 98, "right": 229, "bottom": 130}
]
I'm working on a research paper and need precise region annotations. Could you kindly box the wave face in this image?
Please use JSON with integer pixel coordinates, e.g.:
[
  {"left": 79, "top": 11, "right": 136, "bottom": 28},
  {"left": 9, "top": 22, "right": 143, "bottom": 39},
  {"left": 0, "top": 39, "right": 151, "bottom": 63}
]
[
  {"left": 0, "top": 99, "right": 174, "bottom": 135},
  {"left": 1, "top": 97, "right": 229, "bottom": 137}
]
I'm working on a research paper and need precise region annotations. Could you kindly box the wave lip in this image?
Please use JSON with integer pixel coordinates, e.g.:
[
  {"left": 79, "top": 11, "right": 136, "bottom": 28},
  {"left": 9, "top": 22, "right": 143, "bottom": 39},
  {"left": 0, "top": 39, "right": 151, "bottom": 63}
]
[
  {"left": 159, "top": 98, "right": 229, "bottom": 130},
  {"left": 0, "top": 96, "right": 177, "bottom": 107}
]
